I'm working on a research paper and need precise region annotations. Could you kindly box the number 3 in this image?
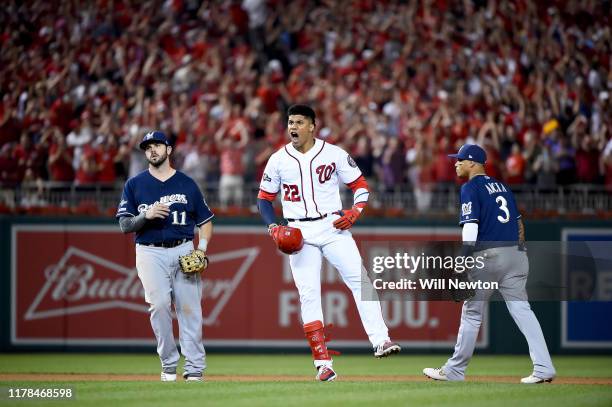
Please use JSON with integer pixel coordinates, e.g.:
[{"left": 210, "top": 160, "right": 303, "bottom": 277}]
[{"left": 496, "top": 196, "right": 510, "bottom": 223}]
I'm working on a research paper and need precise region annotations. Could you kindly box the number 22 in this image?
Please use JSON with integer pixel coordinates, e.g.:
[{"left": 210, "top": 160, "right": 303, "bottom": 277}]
[
  {"left": 282, "top": 184, "right": 301, "bottom": 202},
  {"left": 496, "top": 196, "right": 510, "bottom": 223}
]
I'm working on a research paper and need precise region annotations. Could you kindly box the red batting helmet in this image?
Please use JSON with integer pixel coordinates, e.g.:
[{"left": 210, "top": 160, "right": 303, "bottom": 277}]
[{"left": 275, "top": 226, "right": 304, "bottom": 254}]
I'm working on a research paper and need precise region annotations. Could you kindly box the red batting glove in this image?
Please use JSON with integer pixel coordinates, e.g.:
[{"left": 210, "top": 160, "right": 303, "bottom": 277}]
[{"left": 333, "top": 207, "right": 361, "bottom": 230}]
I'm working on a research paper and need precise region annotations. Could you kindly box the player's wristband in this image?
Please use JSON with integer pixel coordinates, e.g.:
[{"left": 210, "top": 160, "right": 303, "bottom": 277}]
[
  {"left": 460, "top": 243, "right": 475, "bottom": 258},
  {"left": 198, "top": 239, "right": 208, "bottom": 252},
  {"left": 352, "top": 202, "right": 366, "bottom": 213}
]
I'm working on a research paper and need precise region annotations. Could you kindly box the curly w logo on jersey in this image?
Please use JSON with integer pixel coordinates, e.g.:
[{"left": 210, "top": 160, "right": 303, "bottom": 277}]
[{"left": 315, "top": 163, "right": 336, "bottom": 184}]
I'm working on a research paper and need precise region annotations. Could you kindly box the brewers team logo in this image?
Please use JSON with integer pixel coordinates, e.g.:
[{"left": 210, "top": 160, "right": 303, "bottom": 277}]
[
  {"left": 462, "top": 202, "right": 472, "bottom": 217},
  {"left": 137, "top": 194, "right": 188, "bottom": 213}
]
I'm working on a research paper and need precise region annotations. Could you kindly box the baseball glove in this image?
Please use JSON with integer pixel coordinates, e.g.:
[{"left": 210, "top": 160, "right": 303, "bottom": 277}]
[
  {"left": 179, "top": 249, "right": 209, "bottom": 274},
  {"left": 449, "top": 271, "right": 475, "bottom": 302}
]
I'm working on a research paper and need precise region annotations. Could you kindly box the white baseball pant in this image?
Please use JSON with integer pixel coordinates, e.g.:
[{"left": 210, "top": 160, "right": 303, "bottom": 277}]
[{"left": 288, "top": 215, "right": 390, "bottom": 348}]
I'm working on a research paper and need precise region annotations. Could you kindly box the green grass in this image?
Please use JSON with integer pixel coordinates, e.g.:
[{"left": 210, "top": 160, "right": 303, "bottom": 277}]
[
  {"left": 0, "top": 354, "right": 611, "bottom": 407},
  {"left": 1, "top": 380, "right": 611, "bottom": 407},
  {"left": 1, "top": 382, "right": 611, "bottom": 407},
  {"left": 1, "top": 354, "right": 611, "bottom": 378}
]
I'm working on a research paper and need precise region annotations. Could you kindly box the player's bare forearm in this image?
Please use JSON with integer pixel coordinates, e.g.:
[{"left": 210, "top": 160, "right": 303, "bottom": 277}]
[
  {"left": 118, "top": 212, "right": 147, "bottom": 233},
  {"left": 518, "top": 218, "right": 525, "bottom": 244},
  {"left": 197, "top": 221, "right": 213, "bottom": 251}
]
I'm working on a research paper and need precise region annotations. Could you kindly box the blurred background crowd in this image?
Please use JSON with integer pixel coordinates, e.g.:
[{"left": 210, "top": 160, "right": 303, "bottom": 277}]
[{"left": 0, "top": 0, "right": 610, "bottom": 215}]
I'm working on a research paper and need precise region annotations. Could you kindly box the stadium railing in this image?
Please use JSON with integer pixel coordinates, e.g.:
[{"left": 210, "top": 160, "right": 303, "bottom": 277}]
[{"left": 0, "top": 181, "right": 610, "bottom": 217}]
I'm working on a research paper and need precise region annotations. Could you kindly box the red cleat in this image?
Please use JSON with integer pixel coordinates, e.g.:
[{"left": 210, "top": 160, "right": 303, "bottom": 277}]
[{"left": 316, "top": 365, "right": 337, "bottom": 382}]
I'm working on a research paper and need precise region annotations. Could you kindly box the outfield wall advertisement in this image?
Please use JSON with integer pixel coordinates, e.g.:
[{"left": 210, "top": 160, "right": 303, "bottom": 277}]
[
  {"left": 561, "top": 228, "right": 612, "bottom": 349},
  {"left": 10, "top": 224, "right": 486, "bottom": 349}
]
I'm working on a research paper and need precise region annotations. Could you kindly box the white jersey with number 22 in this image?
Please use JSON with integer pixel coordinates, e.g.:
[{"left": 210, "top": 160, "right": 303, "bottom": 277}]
[{"left": 259, "top": 139, "right": 362, "bottom": 219}]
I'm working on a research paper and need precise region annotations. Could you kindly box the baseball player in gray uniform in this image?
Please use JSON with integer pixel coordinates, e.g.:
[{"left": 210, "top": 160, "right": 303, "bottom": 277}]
[
  {"left": 423, "top": 144, "right": 556, "bottom": 384},
  {"left": 117, "top": 131, "right": 214, "bottom": 382}
]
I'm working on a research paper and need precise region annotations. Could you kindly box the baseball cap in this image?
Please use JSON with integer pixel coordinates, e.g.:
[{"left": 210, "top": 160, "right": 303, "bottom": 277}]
[
  {"left": 139, "top": 131, "right": 171, "bottom": 150},
  {"left": 448, "top": 144, "right": 487, "bottom": 164}
]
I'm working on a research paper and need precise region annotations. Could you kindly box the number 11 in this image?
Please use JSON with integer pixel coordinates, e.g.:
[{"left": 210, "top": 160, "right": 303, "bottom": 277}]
[{"left": 172, "top": 211, "right": 186, "bottom": 225}]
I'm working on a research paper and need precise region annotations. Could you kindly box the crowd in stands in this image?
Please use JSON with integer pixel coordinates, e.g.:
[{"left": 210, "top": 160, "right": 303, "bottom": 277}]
[{"left": 0, "top": 0, "right": 610, "bottom": 210}]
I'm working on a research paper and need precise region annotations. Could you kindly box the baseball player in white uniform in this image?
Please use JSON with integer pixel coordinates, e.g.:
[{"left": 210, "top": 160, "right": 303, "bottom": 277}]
[{"left": 257, "top": 104, "right": 401, "bottom": 382}]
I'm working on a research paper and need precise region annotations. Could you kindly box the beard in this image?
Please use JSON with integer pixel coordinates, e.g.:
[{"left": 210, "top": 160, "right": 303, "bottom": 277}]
[{"left": 147, "top": 151, "right": 168, "bottom": 168}]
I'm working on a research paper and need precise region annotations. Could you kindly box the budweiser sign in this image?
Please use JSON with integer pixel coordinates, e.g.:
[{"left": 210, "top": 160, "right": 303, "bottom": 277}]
[
  {"left": 26, "top": 246, "right": 147, "bottom": 320},
  {"left": 24, "top": 245, "right": 258, "bottom": 323},
  {"left": 12, "top": 225, "right": 261, "bottom": 344},
  {"left": 12, "top": 224, "right": 484, "bottom": 349}
]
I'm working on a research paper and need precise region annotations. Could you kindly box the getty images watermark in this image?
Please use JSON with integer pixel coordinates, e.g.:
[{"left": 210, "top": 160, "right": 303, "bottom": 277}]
[
  {"left": 361, "top": 241, "right": 612, "bottom": 302},
  {"left": 370, "top": 252, "right": 497, "bottom": 291}
]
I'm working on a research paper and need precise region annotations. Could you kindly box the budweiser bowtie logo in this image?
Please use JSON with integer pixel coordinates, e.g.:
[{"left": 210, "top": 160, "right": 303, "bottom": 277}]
[{"left": 25, "top": 246, "right": 259, "bottom": 326}]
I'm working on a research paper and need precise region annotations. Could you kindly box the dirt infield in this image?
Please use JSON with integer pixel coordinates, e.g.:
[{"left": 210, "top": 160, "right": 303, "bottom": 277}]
[{"left": 1, "top": 373, "right": 610, "bottom": 385}]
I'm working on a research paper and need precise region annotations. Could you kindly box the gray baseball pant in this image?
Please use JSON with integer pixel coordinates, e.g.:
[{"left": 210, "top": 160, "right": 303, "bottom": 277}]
[
  {"left": 443, "top": 246, "right": 556, "bottom": 380},
  {"left": 136, "top": 242, "right": 206, "bottom": 376}
]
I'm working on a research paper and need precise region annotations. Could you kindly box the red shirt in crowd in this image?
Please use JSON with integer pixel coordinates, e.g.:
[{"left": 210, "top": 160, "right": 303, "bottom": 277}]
[
  {"left": 606, "top": 161, "right": 612, "bottom": 191},
  {"left": 256, "top": 85, "right": 281, "bottom": 113},
  {"left": 75, "top": 152, "right": 98, "bottom": 184},
  {"left": 484, "top": 148, "right": 503, "bottom": 180},
  {"left": 433, "top": 146, "right": 456, "bottom": 183},
  {"left": 220, "top": 147, "right": 244, "bottom": 176},
  {"left": 505, "top": 151, "right": 526, "bottom": 185},
  {"left": 575, "top": 149, "right": 600, "bottom": 183},
  {"left": 96, "top": 147, "right": 118, "bottom": 183},
  {"left": 48, "top": 143, "right": 75, "bottom": 182},
  {"left": 14, "top": 142, "right": 46, "bottom": 180},
  {"left": 0, "top": 146, "right": 19, "bottom": 186}
]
